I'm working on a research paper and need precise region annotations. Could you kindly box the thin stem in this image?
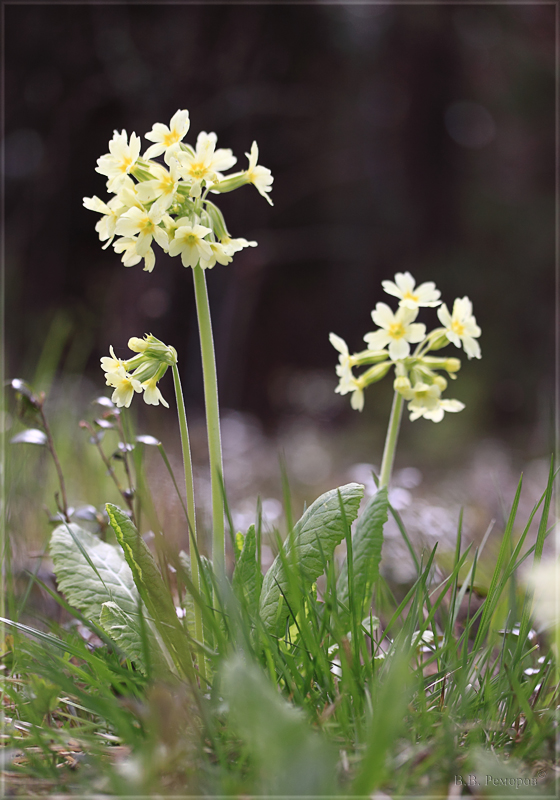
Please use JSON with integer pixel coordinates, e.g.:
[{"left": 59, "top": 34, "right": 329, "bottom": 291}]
[
  {"left": 80, "top": 421, "right": 134, "bottom": 518},
  {"left": 172, "top": 363, "right": 206, "bottom": 682},
  {"left": 379, "top": 390, "right": 404, "bottom": 489},
  {"left": 39, "top": 404, "right": 69, "bottom": 522},
  {"left": 192, "top": 265, "right": 225, "bottom": 578}
]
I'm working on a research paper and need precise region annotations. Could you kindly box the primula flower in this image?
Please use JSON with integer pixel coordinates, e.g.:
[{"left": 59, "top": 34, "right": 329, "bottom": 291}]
[
  {"left": 115, "top": 205, "right": 169, "bottom": 256},
  {"left": 399, "top": 380, "right": 464, "bottom": 423},
  {"left": 100, "top": 345, "right": 128, "bottom": 375},
  {"left": 142, "top": 377, "right": 170, "bottom": 408},
  {"left": 96, "top": 130, "right": 141, "bottom": 192},
  {"left": 382, "top": 272, "right": 441, "bottom": 309},
  {"left": 437, "top": 297, "right": 481, "bottom": 359},
  {"left": 335, "top": 371, "right": 365, "bottom": 411},
  {"left": 245, "top": 141, "right": 274, "bottom": 205},
  {"left": 329, "top": 333, "right": 354, "bottom": 384},
  {"left": 135, "top": 160, "right": 183, "bottom": 212},
  {"left": 168, "top": 221, "right": 213, "bottom": 268},
  {"left": 200, "top": 241, "right": 233, "bottom": 269},
  {"left": 221, "top": 236, "right": 258, "bottom": 254},
  {"left": 143, "top": 109, "right": 190, "bottom": 162},
  {"left": 113, "top": 236, "right": 156, "bottom": 272},
  {"left": 364, "top": 304, "right": 426, "bottom": 361},
  {"left": 83, "top": 195, "right": 125, "bottom": 248},
  {"left": 176, "top": 132, "right": 237, "bottom": 198},
  {"left": 105, "top": 366, "right": 143, "bottom": 408}
]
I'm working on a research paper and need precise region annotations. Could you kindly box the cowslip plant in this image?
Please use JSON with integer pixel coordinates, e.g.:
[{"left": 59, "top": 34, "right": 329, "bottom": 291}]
[
  {"left": 330, "top": 271, "right": 481, "bottom": 486},
  {"left": 84, "top": 109, "right": 274, "bottom": 586}
]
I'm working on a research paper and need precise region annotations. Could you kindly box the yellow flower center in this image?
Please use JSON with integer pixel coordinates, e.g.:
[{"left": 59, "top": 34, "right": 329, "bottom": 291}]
[
  {"left": 451, "top": 320, "right": 465, "bottom": 336},
  {"left": 185, "top": 234, "right": 198, "bottom": 245},
  {"left": 159, "top": 175, "right": 175, "bottom": 193},
  {"left": 402, "top": 291, "right": 419, "bottom": 302},
  {"left": 163, "top": 130, "right": 180, "bottom": 146},
  {"left": 388, "top": 322, "right": 406, "bottom": 339},
  {"left": 189, "top": 163, "right": 208, "bottom": 179},
  {"left": 119, "top": 157, "right": 132, "bottom": 174}
]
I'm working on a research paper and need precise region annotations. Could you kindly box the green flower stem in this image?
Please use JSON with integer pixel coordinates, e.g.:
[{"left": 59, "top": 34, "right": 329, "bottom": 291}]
[
  {"left": 379, "top": 390, "right": 404, "bottom": 489},
  {"left": 172, "top": 363, "right": 206, "bottom": 682},
  {"left": 192, "top": 265, "right": 225, "bottom": 578}
]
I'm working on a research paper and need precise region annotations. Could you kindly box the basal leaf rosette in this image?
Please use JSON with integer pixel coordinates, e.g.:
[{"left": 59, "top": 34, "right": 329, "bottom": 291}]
[
  {"left": 329, "top": 272, "right": 481, "bottom": 423},
  {"left": 84, "top": 109, "right": 272, "bottom": 273}
]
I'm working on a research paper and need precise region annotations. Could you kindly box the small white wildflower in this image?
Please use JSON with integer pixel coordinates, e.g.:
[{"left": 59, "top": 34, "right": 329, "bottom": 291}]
[{"left": 382, "top": 272, "right": 441, "bottom": 309}]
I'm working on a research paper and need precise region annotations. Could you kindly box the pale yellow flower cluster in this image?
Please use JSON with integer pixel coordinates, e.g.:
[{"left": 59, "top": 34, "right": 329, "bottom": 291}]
[
  {"left": 84, "top": 110, "right": 273, "bottom": 273},
  {"left": 330, "top": 272, "right": 481, "bottom": 421},
  {"left": 101, "top": 334, "right": 177, "bottom": 409}
]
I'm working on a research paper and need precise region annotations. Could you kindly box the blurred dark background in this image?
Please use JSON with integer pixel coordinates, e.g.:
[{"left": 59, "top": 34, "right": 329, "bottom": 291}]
[{"left": 5, "top": 2, "right": 555, "bottom": 470}]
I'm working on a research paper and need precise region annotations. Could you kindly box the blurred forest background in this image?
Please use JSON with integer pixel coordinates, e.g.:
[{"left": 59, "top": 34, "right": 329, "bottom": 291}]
[{"left": 5, "top": 3, "right": 555, "bottom": 562}]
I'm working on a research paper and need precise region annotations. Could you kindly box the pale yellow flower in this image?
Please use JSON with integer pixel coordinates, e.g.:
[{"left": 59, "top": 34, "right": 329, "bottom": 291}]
[
  {"left": 142, "top": 377, "right": 169, "bottom": 408},
  {"left": 382, "top": 272, "right": 441, "bottom": 309},
  {"left": 364, "top": 304, "right": 425, "bottom": 361},
  {"left": 168, "top": 221, "right": 213, "bottom": 268},
  {"left": 143, "top": 109, "right": 190, "bottom": 161},
  {"left": 100, "top": 345, "right": 128, "bottom": 375},
  {"left": 105, "top": 366, "right": 143, "bottom": 408},
  {"left": 437, "top": 297, "right": 481, "bottom": 360},
  {"left": 176, "top": 132, "right": 236, "bottom": 198},
  {"left": 245, "top": 141, "right": 273, "bottom": 205},
  {"left": 135, "top": 160, "right": 183, "bottom": 212},
  {"left": 96, "top": 130, "right": 141, "bottom": 192},
  {"left": 115, "top": 205, "right": 168, "bottom": 256}
]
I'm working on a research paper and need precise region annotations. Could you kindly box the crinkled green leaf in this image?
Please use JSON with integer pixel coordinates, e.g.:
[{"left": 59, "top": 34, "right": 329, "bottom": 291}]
[
  {"left": 50, "top": 523, "right": 140, "bottom": 621},
  {"left": 98, "top": 601, "right": 173, "bottom": 675},
  {"left": 337, "top": 487, "right": 389, "bottom": 629},
  {"left": 50, "top": 523, "right": 174, "bottom": 674},
  {"left": 259, "top": 483, "right": 364, "bottom": 633},
  {"left": 106, "top": 504, "right": 193, "bottom": 678},
  {"left": 232, "top": 525, "right": 261, "bottom": 616}
]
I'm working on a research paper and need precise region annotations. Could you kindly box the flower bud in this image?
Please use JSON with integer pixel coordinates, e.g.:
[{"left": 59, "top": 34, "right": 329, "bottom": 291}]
[
  {"left": 433, "top": 375, "right": 447, "bottom": 392},
  {"left": 210, "top": 172, "right": 250, "bottom": 194},
  {"left": 444, "top": 358, "right": 461, "bottom": 373},
  {"left": 204, "top": 201, "right": 230, "bottom": 241},
  {"left": 426, "top": 328, "right": 449, "bottom": 351},
  {"left": 394, "top": 375, "right": 411, "bottom": 395},
  {"left": 361, "top": 361, "right": 392, "bottom": 386},
  {"left": 128, "top": 337, "right": 149, "bottom": 353}
]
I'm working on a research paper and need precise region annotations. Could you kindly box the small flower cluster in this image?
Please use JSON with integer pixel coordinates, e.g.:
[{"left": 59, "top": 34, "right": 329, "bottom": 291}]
[
  {"left": 101, "top": 334, "right": 177, "bottom": 408},
  {"left": 330, "top": 272, "right": 481, "bottom": 422},
  {"left": 84, "top": 110, "right": 273, "bottom": 273}
]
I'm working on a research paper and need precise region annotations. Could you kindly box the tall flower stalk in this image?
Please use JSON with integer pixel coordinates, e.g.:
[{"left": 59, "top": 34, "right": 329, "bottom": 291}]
[
  {"left": 86, "top": 108, "right": 273, "bottom": 595},
  {"left": 330, "top": 272, "right": 481, "bottom": 488}
]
